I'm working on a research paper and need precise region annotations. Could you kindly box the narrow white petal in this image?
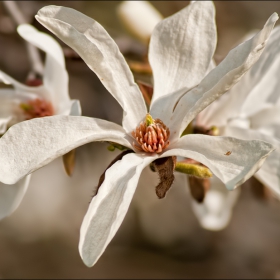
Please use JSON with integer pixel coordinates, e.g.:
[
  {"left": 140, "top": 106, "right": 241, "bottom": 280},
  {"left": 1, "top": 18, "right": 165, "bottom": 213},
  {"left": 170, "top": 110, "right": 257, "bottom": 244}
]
[
  {"left": 36, "top": 6, "right": 147, "bottom": 132},
  {"left": 0, "top": 70, "right": 49, "bottom": 101},
  {"left": 0, "top": 116, "right": 133, "bottom": 184},
  {"left": 149, "top": 1, "right": 217, "bottom": 123},
  {"left": 199, "top": 25, "right": 280, "bottom": 128},
  {"left": 191, "top": 176, "right": 240, "bottom": 231},
  {"left": 0, "top": 175, "right": 31, "bottom": 220},
  {"left": 163, "top": 134, "right": 275, "bottom": 190},
  {"left": 224, "top": 126, "right": 280, "bottom": 197},
  {"left": 17, "top": 24, "right": 70, "bottom": 110},
  {"left": 170, "top": 12, "right": 278, "bottom": 139},
  {"left": 117, "top": 1, "right": 163, "bottom": 44},
  {"left": 79, "top": 153, "right": 155, "bottom": 267}
]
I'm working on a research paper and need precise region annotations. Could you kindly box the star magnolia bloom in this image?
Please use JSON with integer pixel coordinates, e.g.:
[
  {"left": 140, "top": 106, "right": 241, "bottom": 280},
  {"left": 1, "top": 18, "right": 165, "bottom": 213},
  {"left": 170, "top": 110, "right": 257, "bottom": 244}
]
[
  {"left": 0, "top": 2, "right": 277, "bottom": 266},
  {"left": 195, "top": 25, "right": 280, "bottom": 230},
  {"left": 0, "top": 24, "right": 81, "bottom": 220}
]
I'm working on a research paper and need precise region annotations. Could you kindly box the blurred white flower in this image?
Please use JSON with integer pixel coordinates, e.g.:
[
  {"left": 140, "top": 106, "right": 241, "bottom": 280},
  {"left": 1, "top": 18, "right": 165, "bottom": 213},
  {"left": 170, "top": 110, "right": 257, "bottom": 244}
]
[
  {"left": 117, "top": 1, "right": 163, "bottom": 44},
  {"left": 0, "top": 2, "right": 277, "bottom": 267},
  {"left": 194, "top": 25, "right": 280, "bottom": 230},
  {"left": 0, "top": 24, "right": 81, "bottom": 220}
]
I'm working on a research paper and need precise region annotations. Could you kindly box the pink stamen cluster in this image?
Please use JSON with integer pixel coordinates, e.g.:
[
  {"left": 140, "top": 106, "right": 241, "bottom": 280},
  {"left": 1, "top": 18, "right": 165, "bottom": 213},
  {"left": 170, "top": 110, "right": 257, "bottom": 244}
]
[
  {"left": 132, "top": 118, "right": 170, "bottom": 153},
  {"left": 20, "top": 98, "right": 54, "bottom": 120}
]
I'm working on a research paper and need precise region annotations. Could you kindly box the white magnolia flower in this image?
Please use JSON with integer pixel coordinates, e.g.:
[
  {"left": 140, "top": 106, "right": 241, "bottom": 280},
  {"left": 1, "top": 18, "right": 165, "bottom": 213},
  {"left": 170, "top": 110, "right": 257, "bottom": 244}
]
[
  {"left": 0, "top": 24, "right": 81, "bottom": 220},
  {"left": 117, "top": 1, "right": 163, "bottom": 44},
  {"left": 194, "top": 25, "right": 280, "bottom": 230},
  {"left": 0, "top": 2, "right": 277, "bottom": 266}
]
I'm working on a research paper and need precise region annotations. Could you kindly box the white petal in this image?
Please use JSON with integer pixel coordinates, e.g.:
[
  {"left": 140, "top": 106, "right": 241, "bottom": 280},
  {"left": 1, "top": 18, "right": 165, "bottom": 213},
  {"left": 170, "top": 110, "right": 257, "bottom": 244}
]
[
  {"left": 0, "top": 117, "right": 12, "bottom": 134},
  {"left": 0, "top": 70, "right": 49, "bottom": 101},
  {"left": 17, "top": 24, "right": 70, "bottom": 111},
  {"left": 79, "top": 152, "right": 155, "bottom": 267},
  {"left": 0, "top": 116, "right": 133, "bottom": 184},
  {"left": 117, "top": 1, "right": 163, "bottom": 44},
  {"left": 69, "top": 100, "right": 82, "bottom": 116},
  {"left": 249, "top": 106, "right": 280, "bottom": 138},
  {"left": 199, "top": 25, "right": 280, "bottom": 128},
  {"left": 149, "top": 1, "right": 217, "bottom": 123},
  {"left": 170, "top": 12, "right": 278, "bottom": 140},
  {"left": 163, "top": 134, "right": 275, "bottom": 190},
  {"left": 0, "top": 89, "right": 29, "bottom": 133},
  {"left": 224, "top": 126, "right": 280, "bottom": 197},
  {"left": 191, "top": 176, "right": 240, "bottom": 231},
  {"left": 36, "top": 6, "right": 147, "bottom": 133},
  {"left": 0, "top": 174, "right": 31, "bottom": 220},
  {"left": 0, "top": 89, "right": 16, "bottom": 132},
  {"left": 55, "top": 99, "right": 82, "bottom": 116}
]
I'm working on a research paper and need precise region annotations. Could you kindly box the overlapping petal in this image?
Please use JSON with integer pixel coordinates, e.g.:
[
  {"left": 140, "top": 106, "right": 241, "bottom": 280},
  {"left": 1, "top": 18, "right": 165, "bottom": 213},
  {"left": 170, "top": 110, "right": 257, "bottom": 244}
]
[
  {"left": 199, "top": 26, "right": 280, "bottom": 127},
  {"left": 0, "top": 116, "right": 134, "bottom": 184},
  {"left": 191, "top": 176, "right": 240, "bottom": 231},
  {"left": 169, "top": 12, "right": 278, "bottom": 139},
  {"left": 0, "top": 70, "right": 49, "bottom": 100},
  {"left": 0, "top": 175, "right": 31, "bottom": 220},
  {"left": 17, "top": 24, "right": 70, "bottom": 113},
  {"left": 163, "top": 134, "right": 275, "bottom": 190},
  {"left": 79, "top": 152, "right": 155, "bottom": 267},
  {"left": 36, "top": 6, "right": 147, "bottom": 133},
  {"left": 149, "top": 1, "right": 216, "bottom": 123}
]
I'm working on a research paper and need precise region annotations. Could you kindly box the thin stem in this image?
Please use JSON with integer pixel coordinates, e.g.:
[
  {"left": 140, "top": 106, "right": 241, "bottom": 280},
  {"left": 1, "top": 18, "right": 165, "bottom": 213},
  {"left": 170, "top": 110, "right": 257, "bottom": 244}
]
[{"left": 3, "top": 1, "right": 44, "bottom": 77}]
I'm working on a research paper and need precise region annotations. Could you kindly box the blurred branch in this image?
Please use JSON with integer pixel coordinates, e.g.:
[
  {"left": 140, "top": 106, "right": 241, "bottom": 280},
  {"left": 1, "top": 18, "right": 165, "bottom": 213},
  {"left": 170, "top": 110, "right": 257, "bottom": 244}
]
[{"left": 3, "top": 1, "right": 44, "bottom": 77}]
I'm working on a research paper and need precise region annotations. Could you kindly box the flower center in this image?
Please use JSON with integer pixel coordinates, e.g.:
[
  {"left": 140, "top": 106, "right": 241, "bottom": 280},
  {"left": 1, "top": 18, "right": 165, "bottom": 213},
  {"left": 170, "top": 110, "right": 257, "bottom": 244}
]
[
  {"left": 20, "top": 98, "right": 54, "bottom": 120},
  {"left": 132, "top": 114, "right": 170, "bottom": 153}
]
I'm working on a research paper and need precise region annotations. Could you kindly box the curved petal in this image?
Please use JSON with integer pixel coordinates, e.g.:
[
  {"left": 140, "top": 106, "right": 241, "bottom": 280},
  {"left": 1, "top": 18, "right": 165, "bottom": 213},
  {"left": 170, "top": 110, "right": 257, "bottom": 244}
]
[
  {"left": 0, "top": 116, "right": 134, "bottom": 184},
  {"left": 190, "top": 176, "right": 240, "bottom": 231},
  {"left": 36, "top": 5, "right": 147, "bottom": 133},
  {"left": 0, "top": 70, "right": 49, "bottom": 101},
  {"left": 163, "top": 134, "right": 275, "bottom": 190},
  {"left": 224, "top": 126, "right": 280, "bottom": 197},
  {"left": 149, "top": 1, "right": 217, "bottom": 123},
  {"left": 198, "top": 26, "right": 280, "bottom": 128},
  {"left": 79, "top": 152, "right": 155, "bottom": 267},
  {"left": 0, "top": 174, "right": 31, "bottom": 220},
  {"left": 169, "top": 12, "right": 278, "bottom": 140},
  {"left": 17, "top": 24, "right": 70, "bottom": 111}
]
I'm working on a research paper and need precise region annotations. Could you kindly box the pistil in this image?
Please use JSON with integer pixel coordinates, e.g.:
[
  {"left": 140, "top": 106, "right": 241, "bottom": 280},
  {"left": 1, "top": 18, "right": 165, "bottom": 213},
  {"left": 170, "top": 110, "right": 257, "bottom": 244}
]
[{"left": 132, "top": 114, "right": 170, "bottom": 153}]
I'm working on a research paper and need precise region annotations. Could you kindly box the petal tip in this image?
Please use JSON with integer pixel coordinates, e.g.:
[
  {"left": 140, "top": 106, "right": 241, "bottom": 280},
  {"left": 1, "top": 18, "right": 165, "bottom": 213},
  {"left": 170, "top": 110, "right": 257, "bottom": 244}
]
[
  {"left": 272, "top": 12, "right": 279, "bottom": 22},
  {"left": 17, "top": 23, "right": 37, "bottom": 37}
]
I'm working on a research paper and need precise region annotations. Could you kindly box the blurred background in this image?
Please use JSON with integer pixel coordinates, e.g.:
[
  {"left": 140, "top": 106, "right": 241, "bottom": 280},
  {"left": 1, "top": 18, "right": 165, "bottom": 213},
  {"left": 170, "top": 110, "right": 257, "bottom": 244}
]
[{"left": 1, "top": 1, "right": 280, "bottom": 278}]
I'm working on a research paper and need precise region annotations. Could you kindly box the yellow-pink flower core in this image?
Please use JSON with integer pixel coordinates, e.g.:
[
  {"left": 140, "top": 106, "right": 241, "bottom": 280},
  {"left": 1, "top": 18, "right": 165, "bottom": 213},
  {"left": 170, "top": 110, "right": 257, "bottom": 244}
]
[
  {"left": 132, "top": 114, "right": 170, "bottom": 153},
  {"left": 20, "top": 98, "right": 54, "bottom": 120}
]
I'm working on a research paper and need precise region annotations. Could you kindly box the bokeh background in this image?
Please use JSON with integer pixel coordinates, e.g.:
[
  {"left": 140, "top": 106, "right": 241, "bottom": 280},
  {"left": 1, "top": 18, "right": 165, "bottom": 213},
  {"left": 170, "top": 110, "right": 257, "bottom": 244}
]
[{"left": 1, "top": 1, "right": 280, "bottom": 278}]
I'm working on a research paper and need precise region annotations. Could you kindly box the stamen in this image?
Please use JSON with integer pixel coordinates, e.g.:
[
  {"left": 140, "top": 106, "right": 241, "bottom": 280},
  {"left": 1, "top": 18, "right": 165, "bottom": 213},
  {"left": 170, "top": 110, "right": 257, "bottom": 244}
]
[
  {"left": 20, "top": 98, "right": 54, "bottom": 120},
  {"left": 131, "top": 114, "right": 170, "bottom": 153}
]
